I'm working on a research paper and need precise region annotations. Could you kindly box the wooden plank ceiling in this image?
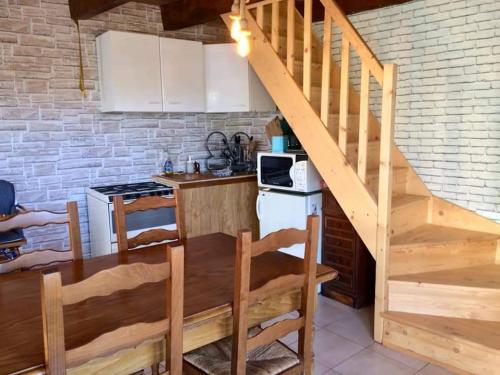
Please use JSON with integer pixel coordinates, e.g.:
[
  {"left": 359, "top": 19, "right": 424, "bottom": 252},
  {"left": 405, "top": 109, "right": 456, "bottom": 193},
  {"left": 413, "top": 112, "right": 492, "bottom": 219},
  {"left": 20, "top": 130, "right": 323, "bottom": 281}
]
[{"left": 69, "top": 0, "right": 412, "bottom": 30}]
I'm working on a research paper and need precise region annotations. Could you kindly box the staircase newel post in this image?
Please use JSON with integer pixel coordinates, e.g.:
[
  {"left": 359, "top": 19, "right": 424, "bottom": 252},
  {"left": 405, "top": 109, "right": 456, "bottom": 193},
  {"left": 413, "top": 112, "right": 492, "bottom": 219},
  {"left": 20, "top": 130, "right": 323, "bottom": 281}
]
[{"left": 374, "top": 63, "right": 397, "bottom": 343}]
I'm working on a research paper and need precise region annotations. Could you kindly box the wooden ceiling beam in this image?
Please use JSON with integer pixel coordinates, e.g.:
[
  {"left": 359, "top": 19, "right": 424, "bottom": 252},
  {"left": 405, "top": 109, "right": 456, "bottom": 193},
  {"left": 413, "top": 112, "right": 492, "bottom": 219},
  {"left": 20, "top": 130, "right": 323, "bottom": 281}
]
[
  {"left": 69, "top": 0, "right": 414, "bottom": 27},
  {"left": 68, "top": 0, "right": 131, "bottom": 20},
  {"left": 161, "top": 0, "right": 231, "bottom": 30},
  {"left": 160, "top": 0, "right": 413, "bottom": 30},
  {"left": 68, "top": 0, "right": 178, "bottom": 20}
]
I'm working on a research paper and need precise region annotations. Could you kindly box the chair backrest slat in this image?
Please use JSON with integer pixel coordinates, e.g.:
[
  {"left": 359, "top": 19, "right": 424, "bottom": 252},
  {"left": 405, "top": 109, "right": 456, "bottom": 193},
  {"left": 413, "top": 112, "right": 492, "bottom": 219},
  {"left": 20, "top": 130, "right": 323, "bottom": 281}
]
[
  {"left": 128, "top": 228, "right": 180, "bottom": 250},
  {"left": 248, "top": 273, "right": 306, "bottom": 306},
  {"left": 0, "top": 201, "right": 82, "bottom": 274},
  {"left": 251, "top": 228, "right": 309, "bottom": 257},
  {"left": 247, "top": 317, "right": 305, "bottom": 352},
  {"left": 62, "top": 262, "right": 171, "bottom": 306},
  {"left": 0, "top": 250, "right": 74, "bottom": 274},
  {"left": 66, "top": 318, "right": 170, "bottom": 369},
  {"left": 114, "top": 190, "right": 184, "bottom": 252},
  {"left": 232, "top": 215, "right": 319, "bottom": 375},
  {"left": 124, "top": 195, "right": 177, "bottom": 213},
  {"left": 41, "top": 245, "right": 184, "bottom": 374},
  {"left": 0, "top": 210, "right": 68, "bottom": 232}
]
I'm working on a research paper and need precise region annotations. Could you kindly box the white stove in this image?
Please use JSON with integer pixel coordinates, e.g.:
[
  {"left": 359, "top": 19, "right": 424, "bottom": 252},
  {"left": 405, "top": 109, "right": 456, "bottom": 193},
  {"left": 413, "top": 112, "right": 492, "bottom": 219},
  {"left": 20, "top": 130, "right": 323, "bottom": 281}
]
[{"left": 86, "top": 181, "right": 177, "bottom": 257}]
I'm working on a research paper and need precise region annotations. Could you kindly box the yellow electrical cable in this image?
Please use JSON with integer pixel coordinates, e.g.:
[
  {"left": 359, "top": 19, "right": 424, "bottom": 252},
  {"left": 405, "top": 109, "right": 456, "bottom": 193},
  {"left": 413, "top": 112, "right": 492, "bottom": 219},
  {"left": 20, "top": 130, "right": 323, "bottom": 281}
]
[{"left": 75, "top": 19, "right": 87, "bottom": 97}]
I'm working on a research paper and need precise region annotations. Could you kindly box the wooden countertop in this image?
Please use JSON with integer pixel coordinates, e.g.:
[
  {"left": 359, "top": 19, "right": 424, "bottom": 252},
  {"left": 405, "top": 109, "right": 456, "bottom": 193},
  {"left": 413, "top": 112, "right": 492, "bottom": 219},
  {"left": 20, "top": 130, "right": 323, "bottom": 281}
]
[{"left": 152, "top": 172, "right": 257, "bottom": 189}]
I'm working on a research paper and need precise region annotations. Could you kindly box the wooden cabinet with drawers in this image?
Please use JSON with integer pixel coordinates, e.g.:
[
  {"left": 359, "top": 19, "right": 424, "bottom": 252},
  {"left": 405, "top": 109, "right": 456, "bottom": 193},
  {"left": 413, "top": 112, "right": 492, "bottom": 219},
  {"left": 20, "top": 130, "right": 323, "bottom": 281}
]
[{"left": 321, "top": 189, "right": 375, "bottom": 308}]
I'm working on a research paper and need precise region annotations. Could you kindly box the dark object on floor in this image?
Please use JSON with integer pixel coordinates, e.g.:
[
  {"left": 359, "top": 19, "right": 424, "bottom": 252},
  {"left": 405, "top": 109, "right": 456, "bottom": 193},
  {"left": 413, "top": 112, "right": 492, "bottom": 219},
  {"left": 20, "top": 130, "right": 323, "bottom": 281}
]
[{"left": 321, "top": 189, "right": 376, "bottom": 309}]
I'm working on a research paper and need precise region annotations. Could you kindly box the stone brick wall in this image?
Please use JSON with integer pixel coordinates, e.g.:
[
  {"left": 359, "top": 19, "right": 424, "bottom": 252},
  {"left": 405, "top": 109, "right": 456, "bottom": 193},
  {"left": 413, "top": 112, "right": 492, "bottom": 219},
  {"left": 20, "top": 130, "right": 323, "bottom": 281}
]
[
  {"left": 314, "top": 0, "right": 500, "bottom": 221},
  {"left": 0, "top": 1, "right": 277, "bottom": 257}
]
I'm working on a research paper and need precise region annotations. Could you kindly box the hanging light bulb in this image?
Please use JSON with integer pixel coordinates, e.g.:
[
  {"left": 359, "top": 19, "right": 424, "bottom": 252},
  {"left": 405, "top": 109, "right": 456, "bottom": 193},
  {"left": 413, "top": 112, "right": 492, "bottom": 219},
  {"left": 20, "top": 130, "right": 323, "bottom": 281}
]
[
  {"left": 237, "top": 32, "right": 250, "bottom": 57},
  {"left": 231, "top": 18, "right": 241, "bottom": 41},
  {"left": 237, "top": 18, "right": 251, "bottom": 57},
  {"left": 229, "top": 0, "right": 241, "bottom": 41}
]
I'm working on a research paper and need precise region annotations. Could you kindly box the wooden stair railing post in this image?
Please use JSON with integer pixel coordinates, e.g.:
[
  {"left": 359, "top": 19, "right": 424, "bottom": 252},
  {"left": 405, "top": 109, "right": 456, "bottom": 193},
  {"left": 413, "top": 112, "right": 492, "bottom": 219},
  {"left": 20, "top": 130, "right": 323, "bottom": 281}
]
[
  {"left": 286, "top": 0, "right": 295, "bottom": 75},
  {"left": 256, "top": 5, "right": 264, "bottom": 28},
  {"left": 320, "top": 10, "right": 332, "bottom": 127},
  {"left": 271, "top": 0, "right": 280, "bottom": 51},
  {"left": 338, "top": 35, "right": 350, "bottom": 154},
  {"left": 357, "top": 62, "right": 370, "bottom": 183},
  {"left": 303, "top": 0, "right": 312, "bottom": 100},
  {"left": 374, "top": 63, "right": 397, "bottom": 343}
]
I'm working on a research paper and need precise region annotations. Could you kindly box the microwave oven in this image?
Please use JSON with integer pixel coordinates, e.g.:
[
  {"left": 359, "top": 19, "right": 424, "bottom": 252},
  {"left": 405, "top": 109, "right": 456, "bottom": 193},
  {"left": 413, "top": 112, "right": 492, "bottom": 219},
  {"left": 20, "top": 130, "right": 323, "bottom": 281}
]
[{"left": 257, "top": 152, "right": 322, "bottom": 193}]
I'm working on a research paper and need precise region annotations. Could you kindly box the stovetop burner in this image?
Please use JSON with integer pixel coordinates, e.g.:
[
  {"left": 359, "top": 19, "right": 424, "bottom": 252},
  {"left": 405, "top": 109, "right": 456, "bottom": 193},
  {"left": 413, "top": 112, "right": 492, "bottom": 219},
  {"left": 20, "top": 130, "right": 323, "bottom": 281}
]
[
  {"left": 93, "top": 182, "right": 167, "bottom": 195},
  {"left": 90, "top": 181, "right": 173, "bottom": 202}
]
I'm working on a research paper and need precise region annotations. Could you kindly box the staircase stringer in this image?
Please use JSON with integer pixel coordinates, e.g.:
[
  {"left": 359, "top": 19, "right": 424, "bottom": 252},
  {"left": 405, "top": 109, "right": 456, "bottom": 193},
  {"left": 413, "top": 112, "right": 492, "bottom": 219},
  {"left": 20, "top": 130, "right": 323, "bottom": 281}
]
[{"left": 221, "top": 12, "right": 379, "bottom": 255}]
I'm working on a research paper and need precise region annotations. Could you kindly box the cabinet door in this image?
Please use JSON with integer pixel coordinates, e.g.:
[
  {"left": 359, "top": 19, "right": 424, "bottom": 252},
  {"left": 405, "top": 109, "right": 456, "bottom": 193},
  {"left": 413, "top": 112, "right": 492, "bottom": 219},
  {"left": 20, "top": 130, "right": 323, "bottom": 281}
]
[
  {"left": 248, "top": 65, "right": 276, "bottom": 112},
  {"left": 97, "top": 31, "right": 162, "bottom": 112},
  {"left": 160, "top": 38, "right": 205, "bottom": 112},
  {"left": 204, "top": 44, "right": 250, "bottom": 113}
]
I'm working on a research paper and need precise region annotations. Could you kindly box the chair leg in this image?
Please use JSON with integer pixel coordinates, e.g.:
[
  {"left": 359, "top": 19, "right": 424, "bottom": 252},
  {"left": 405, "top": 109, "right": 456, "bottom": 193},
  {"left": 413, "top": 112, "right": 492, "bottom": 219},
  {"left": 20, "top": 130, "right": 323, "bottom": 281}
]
[{"left": 151, "top": 363, "right": 160, "bottom": 375}]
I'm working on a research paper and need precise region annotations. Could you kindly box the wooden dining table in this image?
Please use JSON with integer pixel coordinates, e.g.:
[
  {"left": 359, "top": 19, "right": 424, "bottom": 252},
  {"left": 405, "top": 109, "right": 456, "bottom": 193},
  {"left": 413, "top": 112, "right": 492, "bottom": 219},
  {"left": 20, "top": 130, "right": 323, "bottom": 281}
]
[{"left": 0, "top": 233, "right": 337, "bottom": 375}]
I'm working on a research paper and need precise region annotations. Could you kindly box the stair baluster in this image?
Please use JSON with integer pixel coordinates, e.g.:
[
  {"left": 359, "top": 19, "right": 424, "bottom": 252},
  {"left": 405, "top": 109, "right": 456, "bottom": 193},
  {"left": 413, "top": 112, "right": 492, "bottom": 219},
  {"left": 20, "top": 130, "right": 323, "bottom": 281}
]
[
  {"left": 303, "top": 0, "right": 312, "bottom": 100},
  {"left": 358, "top": 62, "right": 370, "bottom": 184},
  {"left": 338, "top": 35, "right": 350, "bottom": 155},
  {"left": 271, "top": 1, "right": 280, "bottom": 51},
  {"left": 286, "top": 0, "right": 295, "bottom": 75},
  {"left": 320, "top": 10, "right": 332, "bottom": 127}
]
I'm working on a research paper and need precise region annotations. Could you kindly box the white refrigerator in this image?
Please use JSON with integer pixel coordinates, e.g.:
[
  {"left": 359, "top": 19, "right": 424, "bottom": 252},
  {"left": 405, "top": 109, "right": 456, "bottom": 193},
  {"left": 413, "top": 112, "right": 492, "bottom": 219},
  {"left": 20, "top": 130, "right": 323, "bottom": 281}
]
[{"left": 256, "top": 189, "right": 322, "bottom": 264}]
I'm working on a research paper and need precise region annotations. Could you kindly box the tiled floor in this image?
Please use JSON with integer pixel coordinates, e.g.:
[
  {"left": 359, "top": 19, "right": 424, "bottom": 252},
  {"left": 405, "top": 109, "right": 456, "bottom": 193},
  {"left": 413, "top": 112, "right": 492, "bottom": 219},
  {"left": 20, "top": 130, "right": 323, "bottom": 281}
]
[{"left": 264, "top": 295, "right": 457, "bottom": 375}]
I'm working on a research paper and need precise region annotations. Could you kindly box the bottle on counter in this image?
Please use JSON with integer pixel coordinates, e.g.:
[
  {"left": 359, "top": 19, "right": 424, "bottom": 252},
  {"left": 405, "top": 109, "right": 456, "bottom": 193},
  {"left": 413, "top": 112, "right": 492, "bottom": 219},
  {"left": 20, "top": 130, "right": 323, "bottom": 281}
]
[
  {"left": 186, "top": 155, "right": 195, "bottom": 174},
  {"left": 163, "top": 150, "right": 174, "bottom": 175}
]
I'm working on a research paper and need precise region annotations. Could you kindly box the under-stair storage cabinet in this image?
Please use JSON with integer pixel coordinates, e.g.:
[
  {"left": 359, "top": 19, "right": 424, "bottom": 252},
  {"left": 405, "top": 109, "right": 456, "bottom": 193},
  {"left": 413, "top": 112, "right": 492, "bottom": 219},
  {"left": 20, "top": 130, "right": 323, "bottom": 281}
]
[
  {"left": 321, "top": 189, "right": 375, "bottom": 308},
  {"left": 97, "top": 31, "right": 163, "bottom": 112},
  {"left": 160, "top": 38, "right": 205, "bottom": 112},
  {"left": 204, "top": 44, "right": 275, "bottom": 113}
]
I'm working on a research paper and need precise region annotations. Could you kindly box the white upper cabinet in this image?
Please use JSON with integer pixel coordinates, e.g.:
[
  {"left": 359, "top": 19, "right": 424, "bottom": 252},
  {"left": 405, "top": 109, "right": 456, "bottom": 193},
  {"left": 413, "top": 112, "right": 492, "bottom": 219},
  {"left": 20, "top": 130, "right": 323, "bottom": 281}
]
[
  {"left": 204, "top": 44, "right": 275, "bottom": 113},
  {"left": 160, "top": 38, "right": 205, "bottom": 112},
  {"left": 97, "top": 31, "right": 162, "bottom": 112}
]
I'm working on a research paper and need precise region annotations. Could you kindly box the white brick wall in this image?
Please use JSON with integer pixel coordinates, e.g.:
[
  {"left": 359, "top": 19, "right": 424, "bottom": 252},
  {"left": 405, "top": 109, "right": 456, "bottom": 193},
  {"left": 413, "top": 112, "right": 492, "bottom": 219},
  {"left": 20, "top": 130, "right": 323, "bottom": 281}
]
[
  {"left": 0, "top": 1, "right": 276, "bottom": 257},
  {"left": 314, "top": 0, "right": 500, "bottom": 221}
]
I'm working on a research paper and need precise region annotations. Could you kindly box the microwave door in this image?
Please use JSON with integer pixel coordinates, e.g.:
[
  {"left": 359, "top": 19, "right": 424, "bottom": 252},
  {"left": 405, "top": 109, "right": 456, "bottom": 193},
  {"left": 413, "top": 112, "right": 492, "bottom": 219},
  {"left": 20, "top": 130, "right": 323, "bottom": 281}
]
[{"left": 260, "top": 155, "right": 294, "bottom": 188}]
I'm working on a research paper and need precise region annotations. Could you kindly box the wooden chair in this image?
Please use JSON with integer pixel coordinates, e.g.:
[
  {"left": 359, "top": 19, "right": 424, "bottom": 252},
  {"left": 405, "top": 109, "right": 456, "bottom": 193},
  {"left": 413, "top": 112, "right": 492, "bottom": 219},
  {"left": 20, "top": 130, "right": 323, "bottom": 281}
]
[
  {"left": 41, "top": 244, "right": 184, "bottom": 375},
  {"left": 0, "top": 202, "right": 82, "bottom": 274},
  {"left": 184, "top": 215, "right": 320, "bottom": 375},
  {"left": 113, "top": 190, "right": 184, "bottom": 252}
]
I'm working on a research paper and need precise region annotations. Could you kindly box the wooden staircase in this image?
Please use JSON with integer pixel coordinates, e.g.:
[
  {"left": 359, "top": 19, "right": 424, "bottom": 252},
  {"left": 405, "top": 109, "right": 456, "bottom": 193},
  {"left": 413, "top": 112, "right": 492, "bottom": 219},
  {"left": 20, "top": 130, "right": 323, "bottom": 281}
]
[{"left": 221, "top": 1, "right": 500, "bottom": 373}]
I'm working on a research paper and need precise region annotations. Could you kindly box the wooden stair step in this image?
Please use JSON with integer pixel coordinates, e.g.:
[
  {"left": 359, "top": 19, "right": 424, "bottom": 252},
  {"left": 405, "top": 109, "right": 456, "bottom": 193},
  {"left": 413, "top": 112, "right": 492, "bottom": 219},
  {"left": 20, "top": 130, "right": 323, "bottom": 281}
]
[
  {"left": 390, "top": 195, "right": 430, "bottom": 238},
  {"left": 388, "top": 264, "right": 500, "bottom": 321},
  {"left": 391, "top": 224, "right": 499, "bottom": 248},
  {"left": 382, "top": 311, "right": 500, "bottom": 374},
  {"left": 310, "top": 86, "right": 340, "bottom": 114},
  {"left": 292, "top": 61, "right": 323, "bottom": 86},
  {"left": 327, "top": 114, "right": 379, "bottom": 143},
  {"left": 392, "top": 194, "right": 430, "bottom": 209},
  {"left": 275, "top": 35, "right": 322, "bottom": 63},
  {"left": 309, "top": 86, "right": 361, "bottom": 115},
  {"left": 346, "top": 141, "right": 381, "bottom": 170},
  {"left": 365, "top": 167, "right": 408, "bottom": 198}
]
